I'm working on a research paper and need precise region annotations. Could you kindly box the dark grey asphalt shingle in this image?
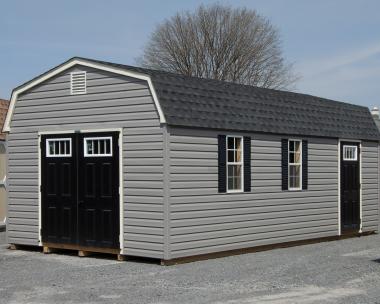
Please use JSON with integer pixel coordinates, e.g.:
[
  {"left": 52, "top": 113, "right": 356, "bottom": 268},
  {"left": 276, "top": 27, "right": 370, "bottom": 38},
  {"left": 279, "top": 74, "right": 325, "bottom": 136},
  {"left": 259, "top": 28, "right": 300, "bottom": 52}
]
[
  {"left": 84, "top": 58, "right": 379, "bottom": 141},
  {"left": 15, "top": 57, "right": 380, "bottom": 141}
]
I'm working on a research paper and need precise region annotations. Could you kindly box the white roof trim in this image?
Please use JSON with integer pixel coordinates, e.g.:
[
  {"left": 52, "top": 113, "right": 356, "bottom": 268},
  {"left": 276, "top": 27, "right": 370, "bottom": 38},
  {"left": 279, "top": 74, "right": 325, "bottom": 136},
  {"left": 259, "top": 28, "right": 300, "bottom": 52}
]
[{"left": 3, "top": 58, "right": 166, "bottom": 132}]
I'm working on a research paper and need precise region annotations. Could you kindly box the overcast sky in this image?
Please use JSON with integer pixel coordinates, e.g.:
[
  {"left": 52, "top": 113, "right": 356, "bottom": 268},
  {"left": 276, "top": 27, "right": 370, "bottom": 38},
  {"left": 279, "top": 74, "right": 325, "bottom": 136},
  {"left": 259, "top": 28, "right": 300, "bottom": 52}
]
[{"left": 1, "top": 0, "right": 379, "bottom": 109}]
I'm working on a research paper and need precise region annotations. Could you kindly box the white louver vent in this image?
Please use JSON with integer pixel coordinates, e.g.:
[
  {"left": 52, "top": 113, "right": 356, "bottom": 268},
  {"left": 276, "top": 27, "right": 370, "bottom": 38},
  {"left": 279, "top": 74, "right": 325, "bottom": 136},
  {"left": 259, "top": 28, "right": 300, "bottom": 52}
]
[{"left": 70, "top": 71, "right": 87, "bottom": 95}]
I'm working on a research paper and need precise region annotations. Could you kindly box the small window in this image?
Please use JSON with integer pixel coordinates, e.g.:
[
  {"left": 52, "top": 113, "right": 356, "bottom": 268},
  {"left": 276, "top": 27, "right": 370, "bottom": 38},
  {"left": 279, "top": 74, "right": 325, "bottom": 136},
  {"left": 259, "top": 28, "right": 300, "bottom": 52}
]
[
  {"left": 288, "top": 139, "right": 302, "bottom": 190},
  {"left": 71, "top": 71, "right": 87, "bottom": 95},
  {"left": 46, "top": 138, "right": 72, "bottom": 157},
  {"left": 343, "top": 145, "right": 357, "bottom": 161},
  {"left": 84, "top": 137, "right": 112, "bottom": 157},
  {"left": 226, "top": 136, "right": 243, "bottom": 192}
]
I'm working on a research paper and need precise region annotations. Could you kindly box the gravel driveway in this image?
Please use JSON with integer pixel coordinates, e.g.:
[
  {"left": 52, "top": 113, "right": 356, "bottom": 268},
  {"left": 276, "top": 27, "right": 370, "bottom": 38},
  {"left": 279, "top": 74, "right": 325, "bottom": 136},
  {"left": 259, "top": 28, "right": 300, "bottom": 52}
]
[{"left": 1, "top": 231, "right": 380, "bottom": 304}]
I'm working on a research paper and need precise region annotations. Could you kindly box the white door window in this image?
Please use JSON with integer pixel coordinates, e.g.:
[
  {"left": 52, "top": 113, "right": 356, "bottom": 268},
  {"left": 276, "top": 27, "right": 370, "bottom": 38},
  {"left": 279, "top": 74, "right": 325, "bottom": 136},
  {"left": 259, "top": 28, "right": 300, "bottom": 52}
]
[
  {"left": 84, "top": 137, "right": 112, "bottom": 157},
  {"left": 343, "top": 145, "right": 358, "bottom": 161},
  {"left": 46, "top": 138, "right": 72, "bottom": 157}
]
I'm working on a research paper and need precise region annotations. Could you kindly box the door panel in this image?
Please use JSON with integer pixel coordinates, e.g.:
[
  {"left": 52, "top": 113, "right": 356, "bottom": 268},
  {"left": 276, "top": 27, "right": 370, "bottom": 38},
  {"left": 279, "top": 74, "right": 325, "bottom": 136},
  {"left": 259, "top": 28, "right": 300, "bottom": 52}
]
[
  {"left": 78, "top": 132, "right": 120, "bottom": 248},
  {"left": 41, "top": 132, "right": 120, "bottom": 249},
  {"left": 41, "top": 134, "right": 77, "bottom": 244},
  {"left": 340, "top": 142, "right": 360, "bottom": 233}
]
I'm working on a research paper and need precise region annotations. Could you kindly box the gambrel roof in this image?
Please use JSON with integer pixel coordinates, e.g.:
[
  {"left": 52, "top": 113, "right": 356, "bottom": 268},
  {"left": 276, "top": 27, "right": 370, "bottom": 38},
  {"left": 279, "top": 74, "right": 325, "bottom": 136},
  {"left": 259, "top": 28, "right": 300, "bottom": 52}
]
[{"left": 5, "top": 57, "right": 380, "bottom": 141}]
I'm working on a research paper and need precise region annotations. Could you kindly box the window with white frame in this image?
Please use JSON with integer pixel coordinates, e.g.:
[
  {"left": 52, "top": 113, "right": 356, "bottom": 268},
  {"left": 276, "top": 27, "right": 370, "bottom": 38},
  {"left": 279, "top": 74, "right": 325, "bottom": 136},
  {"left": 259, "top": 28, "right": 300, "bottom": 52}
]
[
  {"left": 343, "top": 145, "right": 357, "bottom": 161},
  {"left": 288, "top": 139, "right": 302, "bottom": 190},
  {"left": 227, "top": 136, "right": 243, "bottom": 192},
  {"left": 46, "top": 138, "right": 72, "bottom": 157},
  {"left": 84, "top": 137, "right": 112, "bottom": 157}
]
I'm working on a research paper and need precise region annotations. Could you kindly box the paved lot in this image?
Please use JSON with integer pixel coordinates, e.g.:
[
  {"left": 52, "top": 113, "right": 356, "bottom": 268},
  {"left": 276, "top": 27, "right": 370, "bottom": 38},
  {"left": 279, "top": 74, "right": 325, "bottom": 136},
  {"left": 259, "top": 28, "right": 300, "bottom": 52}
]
[{"left": 1, "top": 232, "right": 380, "bottom": 303}]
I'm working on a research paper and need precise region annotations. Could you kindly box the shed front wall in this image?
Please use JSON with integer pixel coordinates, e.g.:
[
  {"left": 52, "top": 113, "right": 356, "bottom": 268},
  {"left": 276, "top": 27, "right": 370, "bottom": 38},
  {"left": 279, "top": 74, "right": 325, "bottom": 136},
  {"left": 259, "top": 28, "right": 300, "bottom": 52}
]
[
  {"left": 7, "top": 65, "right": 165, "bottom": 258},
  {"left": 167, "top": 127, "right": 379, "bottom": 259}
]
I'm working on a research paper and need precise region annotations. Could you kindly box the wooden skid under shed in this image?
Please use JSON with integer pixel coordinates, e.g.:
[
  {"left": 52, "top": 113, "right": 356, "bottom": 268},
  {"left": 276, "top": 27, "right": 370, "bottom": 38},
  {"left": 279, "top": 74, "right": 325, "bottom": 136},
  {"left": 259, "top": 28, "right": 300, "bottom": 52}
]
[{"left": 41, "top": 243, "right": 127, "bottom": 261}]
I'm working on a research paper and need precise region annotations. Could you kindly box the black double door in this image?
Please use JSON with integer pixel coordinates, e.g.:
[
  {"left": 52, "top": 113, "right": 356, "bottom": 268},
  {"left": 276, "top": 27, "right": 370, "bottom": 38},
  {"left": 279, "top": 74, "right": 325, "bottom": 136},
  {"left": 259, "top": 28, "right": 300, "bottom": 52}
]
[
  {"left": 41, "top": 132, "right": 119, "bottom": 249},
  {"left": 340, "top": 141, "right": 360, "bottom": 233}
]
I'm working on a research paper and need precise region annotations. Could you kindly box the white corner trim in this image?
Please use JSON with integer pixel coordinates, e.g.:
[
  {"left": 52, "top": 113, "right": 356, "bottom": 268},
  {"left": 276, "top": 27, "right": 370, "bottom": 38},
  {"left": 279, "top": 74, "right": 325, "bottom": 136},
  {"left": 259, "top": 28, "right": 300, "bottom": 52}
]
[{"left": 3, "top": 58, "right": 166, "bottom": 132}]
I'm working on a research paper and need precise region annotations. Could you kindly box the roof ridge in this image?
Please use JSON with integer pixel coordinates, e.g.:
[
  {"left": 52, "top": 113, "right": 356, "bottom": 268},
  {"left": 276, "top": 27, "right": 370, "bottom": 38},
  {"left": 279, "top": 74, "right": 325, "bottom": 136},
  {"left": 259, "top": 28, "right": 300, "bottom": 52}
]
[{"left": 75, "top": 56, "right": 369, "bottom": 111}]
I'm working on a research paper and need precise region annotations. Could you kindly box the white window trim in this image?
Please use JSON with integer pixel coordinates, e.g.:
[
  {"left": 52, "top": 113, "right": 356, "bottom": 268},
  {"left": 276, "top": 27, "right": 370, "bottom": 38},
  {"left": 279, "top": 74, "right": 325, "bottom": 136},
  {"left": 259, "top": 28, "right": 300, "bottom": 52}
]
[
  {"left": 84, "top": 136, "right": 113, "bottom": 157},
  {"left": 70, "top": 71, "right": 87, "bottom": 95},
  {"left": 46, "top": 138, "right": 72, "bottom": 157},
  {"left": 226, "top": 135, "right": 244, "bottom": 193},
  {"left": 343, "top": 145, "right": 358, "bottom": 161},
  {"left": 288, "top": 139, "right": 302, "bottom": 191}
]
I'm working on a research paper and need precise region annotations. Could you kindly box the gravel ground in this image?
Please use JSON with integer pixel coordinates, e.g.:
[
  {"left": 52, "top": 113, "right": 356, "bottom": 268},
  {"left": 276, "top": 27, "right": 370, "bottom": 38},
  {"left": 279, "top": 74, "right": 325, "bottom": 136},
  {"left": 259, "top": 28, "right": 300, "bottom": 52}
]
[{"left": 1, "top": 232, "right": 380, "bottom": 304}]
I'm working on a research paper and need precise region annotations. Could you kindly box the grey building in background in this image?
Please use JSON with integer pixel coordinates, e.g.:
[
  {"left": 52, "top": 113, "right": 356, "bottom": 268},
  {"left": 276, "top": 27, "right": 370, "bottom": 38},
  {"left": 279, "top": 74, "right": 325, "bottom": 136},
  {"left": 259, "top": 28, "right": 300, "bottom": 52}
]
[{"left": 3, "top": 57, "right": 380, "bottom": 263}]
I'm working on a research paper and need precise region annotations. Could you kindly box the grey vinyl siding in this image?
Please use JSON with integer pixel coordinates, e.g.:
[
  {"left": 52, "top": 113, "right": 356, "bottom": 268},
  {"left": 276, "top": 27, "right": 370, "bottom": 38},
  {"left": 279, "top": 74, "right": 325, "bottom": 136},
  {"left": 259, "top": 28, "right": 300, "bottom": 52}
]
[
  {"left": 7, "top": 65, "right": 165, "bottom": 258},
  {"left": 361, "top": 141, "right": 379, "bottom": 232},
  {"left": 168, "top": 127, "right": 340, "bottom": 259},
  {"left": 6, "top": 62, "right": 379, "bottom": 262}
]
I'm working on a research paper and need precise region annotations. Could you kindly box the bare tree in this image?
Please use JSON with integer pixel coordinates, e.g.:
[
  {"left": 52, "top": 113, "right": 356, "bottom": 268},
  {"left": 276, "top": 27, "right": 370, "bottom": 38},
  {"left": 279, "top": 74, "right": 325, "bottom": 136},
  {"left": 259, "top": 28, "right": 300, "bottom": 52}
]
[{"left": 138, "top": 4, "right": 298, "bottom": 90}]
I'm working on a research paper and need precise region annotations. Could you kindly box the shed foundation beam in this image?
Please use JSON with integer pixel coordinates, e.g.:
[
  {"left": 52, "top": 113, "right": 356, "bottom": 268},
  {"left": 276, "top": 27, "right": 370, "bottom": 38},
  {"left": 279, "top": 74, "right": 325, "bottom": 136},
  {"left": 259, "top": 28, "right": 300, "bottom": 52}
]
[
  {"left": 43, "top": 246, "right": 57, "bottom": 254},
  {"left": 117, "top": 254, "right": 128, "bottom": 261},
  {"left": 9, "top": 244, "right": 19, "bottom": 250},
  {"left": 78, "top": 250, "right": 92, "bottom": 257}
]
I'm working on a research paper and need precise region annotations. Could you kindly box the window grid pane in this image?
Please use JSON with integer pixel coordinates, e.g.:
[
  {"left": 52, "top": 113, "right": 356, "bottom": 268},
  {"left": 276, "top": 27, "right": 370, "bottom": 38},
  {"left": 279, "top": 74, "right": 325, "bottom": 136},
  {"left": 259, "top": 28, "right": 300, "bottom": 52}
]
[
  {"left": 288, "top": 140, "right": 302, "bottom": 189},
  {"left": 343, "top": 146, "right": 357, "bottom": 161},
  {"left": 226, "top": 136, "right": 243, "bottom": 191},
  {"left": 46, "top": 138, "right": 71, "bottom": 157},
  {"left": 84, "top": 137, "right": 113, "bottom": 157}
]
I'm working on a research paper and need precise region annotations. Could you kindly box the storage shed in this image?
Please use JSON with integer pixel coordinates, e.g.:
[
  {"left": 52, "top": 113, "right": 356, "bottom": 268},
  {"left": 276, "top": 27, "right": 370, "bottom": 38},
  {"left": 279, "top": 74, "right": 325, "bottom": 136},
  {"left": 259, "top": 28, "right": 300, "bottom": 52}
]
[{"left": 4, "top": 57, "right": 380, "bottom": 263}]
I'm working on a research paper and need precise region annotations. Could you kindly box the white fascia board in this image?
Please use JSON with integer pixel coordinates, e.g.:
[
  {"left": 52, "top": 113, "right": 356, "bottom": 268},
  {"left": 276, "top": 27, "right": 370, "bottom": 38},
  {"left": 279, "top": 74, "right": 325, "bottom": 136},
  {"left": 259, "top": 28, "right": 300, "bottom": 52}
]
[{"left": 3, "top": 58, "right": 166, "bottom": 132}]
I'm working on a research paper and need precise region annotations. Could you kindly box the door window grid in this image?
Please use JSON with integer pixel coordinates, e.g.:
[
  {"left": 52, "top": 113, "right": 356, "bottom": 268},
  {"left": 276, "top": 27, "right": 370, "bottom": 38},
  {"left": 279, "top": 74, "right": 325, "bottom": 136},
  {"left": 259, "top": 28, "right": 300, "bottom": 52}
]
[
  {"left": 84, "top": 137, "right": 112, "bottom": 157},
  {"left": 343, "top": 145, "right": 357, "bottom": 161},
  {"left": 288, "top": 139, "right": 302, "bottom": 190},
  {"left": 46, "top": 138, "right": 72, "bottom": 157},
  {"left": 226, "top": 136, "right": 243, "bottom": 192}
]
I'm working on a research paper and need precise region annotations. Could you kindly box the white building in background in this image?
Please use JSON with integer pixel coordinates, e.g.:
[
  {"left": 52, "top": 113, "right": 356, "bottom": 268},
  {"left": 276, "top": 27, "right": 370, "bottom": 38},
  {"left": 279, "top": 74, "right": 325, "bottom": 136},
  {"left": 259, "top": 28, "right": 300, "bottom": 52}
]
[{"left": 372, "top": 107, "right": 380, "bottom": 129}]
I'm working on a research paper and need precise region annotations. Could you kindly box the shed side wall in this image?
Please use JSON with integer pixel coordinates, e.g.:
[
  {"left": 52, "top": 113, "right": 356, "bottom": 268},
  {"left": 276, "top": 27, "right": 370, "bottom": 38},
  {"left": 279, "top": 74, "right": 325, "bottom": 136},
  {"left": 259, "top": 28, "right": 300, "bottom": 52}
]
[
  {"left": 168, "top": 127, "right": 340, "bottom": 259},
  {"left": 7, "top": 65, "right": 165, "bottom": 258},
  {"left": 361, "top": 141, "right": 379, "bottom": 232}
]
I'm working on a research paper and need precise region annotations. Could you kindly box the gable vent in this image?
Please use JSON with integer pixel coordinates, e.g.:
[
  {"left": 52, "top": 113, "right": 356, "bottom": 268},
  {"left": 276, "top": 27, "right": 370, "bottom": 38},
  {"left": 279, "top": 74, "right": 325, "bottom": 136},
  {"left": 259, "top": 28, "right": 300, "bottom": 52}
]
[{"left": 70, "top": 71, "right": 87, "bottom": 95}]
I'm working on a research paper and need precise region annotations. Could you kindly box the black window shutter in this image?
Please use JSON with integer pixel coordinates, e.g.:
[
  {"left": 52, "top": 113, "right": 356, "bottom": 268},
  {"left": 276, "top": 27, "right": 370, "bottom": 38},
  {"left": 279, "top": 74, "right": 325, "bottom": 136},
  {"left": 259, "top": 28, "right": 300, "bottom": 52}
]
[
  {"left": 218, "top": 135, "right": 227, "bottom": 193},
  {"left": 302, "top": 140, "right": 308, "bottom": 190},
  {"left": 243, "top": 136, "right": 251, "bottom": 192},
  {"left": 281, "top": 139, "right": 288, "bottom": 190}
]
